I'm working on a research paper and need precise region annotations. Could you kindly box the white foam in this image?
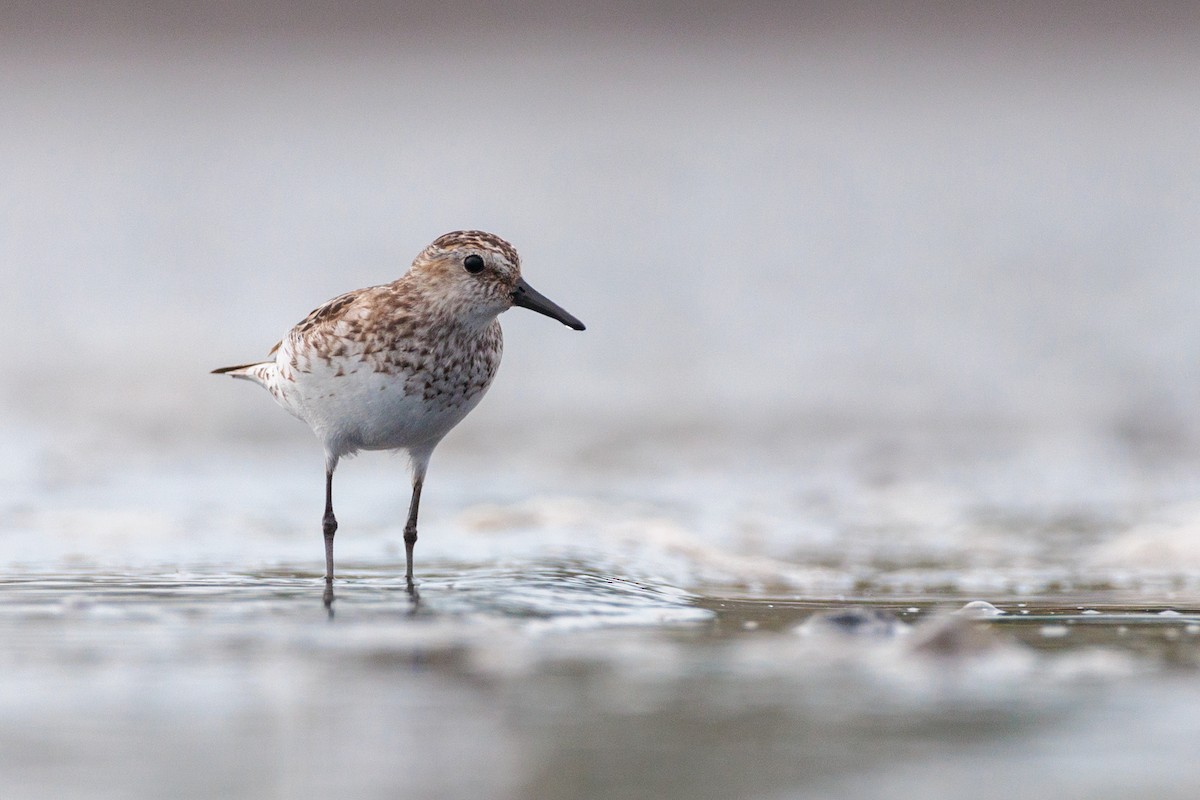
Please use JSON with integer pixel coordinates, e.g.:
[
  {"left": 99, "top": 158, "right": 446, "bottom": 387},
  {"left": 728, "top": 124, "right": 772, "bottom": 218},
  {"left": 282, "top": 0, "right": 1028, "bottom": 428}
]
[{"left": 1088, "top": 503, "right": 1200, "bottom": 573}]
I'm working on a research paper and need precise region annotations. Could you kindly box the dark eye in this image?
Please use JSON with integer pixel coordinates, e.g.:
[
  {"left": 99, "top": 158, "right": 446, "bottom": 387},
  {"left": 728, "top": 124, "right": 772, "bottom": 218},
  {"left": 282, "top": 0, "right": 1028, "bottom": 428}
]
[{"left": 463, "top": 254, "right": 485, "bottom": 274}]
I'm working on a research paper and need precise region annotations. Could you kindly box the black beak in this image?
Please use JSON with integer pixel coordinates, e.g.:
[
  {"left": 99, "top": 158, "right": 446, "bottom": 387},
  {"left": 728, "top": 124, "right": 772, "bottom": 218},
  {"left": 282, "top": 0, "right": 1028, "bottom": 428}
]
[{"left": 511, "top": 277, "right": 586, "bottom": 331}]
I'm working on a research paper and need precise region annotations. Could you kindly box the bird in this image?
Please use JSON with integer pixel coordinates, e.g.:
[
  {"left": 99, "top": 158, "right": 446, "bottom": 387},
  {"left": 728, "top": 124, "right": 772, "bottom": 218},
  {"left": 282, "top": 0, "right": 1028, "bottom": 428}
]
[{"left": 213, "top": 230, "right": 584, "bottom": 597}]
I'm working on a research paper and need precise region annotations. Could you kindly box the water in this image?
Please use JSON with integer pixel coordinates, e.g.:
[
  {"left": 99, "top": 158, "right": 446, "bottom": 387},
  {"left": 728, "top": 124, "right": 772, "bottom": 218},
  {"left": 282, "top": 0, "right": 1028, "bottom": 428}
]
[
  {"left": 4, "top": 4, "right": 1200, "bottom": 798},
  {"left": 4, "top": 568, "right": 1200, "bottom": 799},
  {"left": 6, "top": 438, "right": 1200, "bottom": 799}
]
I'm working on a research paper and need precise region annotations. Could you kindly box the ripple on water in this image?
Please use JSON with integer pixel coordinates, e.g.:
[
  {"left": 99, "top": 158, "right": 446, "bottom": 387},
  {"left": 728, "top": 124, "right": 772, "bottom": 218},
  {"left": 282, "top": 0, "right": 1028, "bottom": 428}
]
[{"left": 2, "top": 565, "right": 1200, "bottom": 800}]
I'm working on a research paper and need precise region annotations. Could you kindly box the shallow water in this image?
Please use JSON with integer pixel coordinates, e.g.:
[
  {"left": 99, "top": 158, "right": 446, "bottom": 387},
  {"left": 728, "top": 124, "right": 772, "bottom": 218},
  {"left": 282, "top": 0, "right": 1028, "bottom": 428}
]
[
  {"left": 6, "top": 431, "right": 1200, "bottom": 800},
  {"left": 5, "top": 4, "right": 1200, "bottom": 799},
  {"left": 4, "top": 564, "right": 1200, "bottom": 800}
]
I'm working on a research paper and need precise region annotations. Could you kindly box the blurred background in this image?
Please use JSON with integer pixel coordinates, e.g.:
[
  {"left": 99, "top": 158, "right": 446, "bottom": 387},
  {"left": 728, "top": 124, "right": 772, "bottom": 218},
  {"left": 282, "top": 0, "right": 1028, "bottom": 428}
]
[
  {"left": 3, "top": 3, "right": 1200, "bottom": 798},
  {"left": 4, "top": 1, "right": 1200, "bottom": 570},
  {"left": 4, "top": 0, "right": 1198, "bottom": 455}
]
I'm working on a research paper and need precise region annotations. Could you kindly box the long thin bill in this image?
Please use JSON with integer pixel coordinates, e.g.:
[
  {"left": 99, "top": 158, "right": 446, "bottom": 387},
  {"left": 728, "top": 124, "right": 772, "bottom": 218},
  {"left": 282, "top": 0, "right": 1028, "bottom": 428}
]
[{"left": 511, "top": 277, "right": 586, "bottom": 330}]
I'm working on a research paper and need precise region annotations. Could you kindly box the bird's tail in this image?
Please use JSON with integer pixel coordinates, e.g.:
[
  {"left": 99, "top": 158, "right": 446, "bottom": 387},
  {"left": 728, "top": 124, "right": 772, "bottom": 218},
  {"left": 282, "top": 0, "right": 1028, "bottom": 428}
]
[{"left": 211, "top": 361, "right": 275, "bottom": 385}]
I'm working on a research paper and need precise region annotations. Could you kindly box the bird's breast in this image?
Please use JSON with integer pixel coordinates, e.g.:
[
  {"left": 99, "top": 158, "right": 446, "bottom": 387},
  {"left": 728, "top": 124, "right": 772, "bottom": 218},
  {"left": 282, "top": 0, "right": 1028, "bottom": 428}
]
[{"left": 285, "top": 320, "right": 503, "bottom": 453}]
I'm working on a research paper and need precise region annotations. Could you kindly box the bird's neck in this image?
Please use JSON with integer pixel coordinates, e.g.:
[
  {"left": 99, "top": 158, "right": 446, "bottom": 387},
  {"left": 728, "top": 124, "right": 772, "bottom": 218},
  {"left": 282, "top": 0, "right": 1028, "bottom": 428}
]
[{"left": 414, "top": 289, "right": 500, "bottom": 337}]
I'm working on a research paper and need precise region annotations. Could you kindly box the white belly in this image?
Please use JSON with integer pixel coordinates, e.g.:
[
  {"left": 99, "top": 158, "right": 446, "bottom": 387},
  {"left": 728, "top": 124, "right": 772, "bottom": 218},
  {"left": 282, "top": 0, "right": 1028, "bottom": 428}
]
[{"left": 276, "top": 359, "right": 490, "bottom": 458}]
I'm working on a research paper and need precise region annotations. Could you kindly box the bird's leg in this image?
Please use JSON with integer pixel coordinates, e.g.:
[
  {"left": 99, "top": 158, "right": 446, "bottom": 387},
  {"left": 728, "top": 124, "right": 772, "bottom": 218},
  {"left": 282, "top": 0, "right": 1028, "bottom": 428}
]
[
  {"left": 322, "top": 580, "right": 335, "bottom": 616},
  {"left": 403, "top": 476, "right": 423, "bottom": 595},
  {"left": 323, "top": 468, "right": 337, "bottom": 582}
]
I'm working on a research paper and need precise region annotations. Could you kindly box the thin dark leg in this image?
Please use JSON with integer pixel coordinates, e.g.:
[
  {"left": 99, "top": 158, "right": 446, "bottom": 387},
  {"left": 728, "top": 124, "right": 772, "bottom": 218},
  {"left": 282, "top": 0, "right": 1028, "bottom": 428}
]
[
  {"left": 323, "top": 469, "right": 337, "bottom": 581},
  {"left": 403, "top": 477, "right": 423, "bottom": 595}
]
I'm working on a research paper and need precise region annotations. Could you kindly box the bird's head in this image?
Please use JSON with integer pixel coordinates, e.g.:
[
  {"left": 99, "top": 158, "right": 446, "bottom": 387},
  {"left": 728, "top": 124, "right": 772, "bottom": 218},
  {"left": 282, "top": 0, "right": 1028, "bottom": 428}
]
[{"left": 411, "top": 230, "right": 585, "bottom": 331}]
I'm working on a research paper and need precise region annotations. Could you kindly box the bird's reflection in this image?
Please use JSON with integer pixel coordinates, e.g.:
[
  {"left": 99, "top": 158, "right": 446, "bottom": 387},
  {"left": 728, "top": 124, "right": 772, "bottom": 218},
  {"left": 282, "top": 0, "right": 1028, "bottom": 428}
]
[{"left": 320, "top": 576, "right": 421, "bottom": 618}]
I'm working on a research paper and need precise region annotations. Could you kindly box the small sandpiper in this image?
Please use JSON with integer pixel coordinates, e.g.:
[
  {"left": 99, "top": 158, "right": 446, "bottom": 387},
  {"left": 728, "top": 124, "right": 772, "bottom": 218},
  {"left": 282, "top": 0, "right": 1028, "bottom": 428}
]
[{"left": 213, "top": 230, "right": 585, "bottom": 597}]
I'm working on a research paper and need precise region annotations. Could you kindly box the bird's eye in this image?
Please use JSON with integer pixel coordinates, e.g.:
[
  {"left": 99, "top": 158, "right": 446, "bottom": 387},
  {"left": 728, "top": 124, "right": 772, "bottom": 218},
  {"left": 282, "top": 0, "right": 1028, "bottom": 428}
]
[{"left": 463, "top": 254, "right": 485, "bottom": 274}]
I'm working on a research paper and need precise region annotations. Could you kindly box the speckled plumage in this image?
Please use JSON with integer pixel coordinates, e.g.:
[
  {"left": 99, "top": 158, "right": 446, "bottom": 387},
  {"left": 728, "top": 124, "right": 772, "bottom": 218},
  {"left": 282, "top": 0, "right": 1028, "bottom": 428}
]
[{"left": 214, "top": 230, "right": 585, "bottom": 597}]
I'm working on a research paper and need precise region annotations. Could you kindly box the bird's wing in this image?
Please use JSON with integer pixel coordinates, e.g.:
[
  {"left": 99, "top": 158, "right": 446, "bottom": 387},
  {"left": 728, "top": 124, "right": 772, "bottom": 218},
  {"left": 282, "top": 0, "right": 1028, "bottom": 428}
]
[
  {"left": 267, "top": 290, "right": 360, "bottom": 356},
  {"left": 278, "top": 284, "right": 420, "bottom": 366}
]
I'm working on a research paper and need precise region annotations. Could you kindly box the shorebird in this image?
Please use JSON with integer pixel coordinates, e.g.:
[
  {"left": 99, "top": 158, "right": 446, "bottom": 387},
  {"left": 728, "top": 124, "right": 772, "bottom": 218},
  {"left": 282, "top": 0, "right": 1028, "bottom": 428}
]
[{"left": 213, "top": 230, "right": 584, "bottom": 595}]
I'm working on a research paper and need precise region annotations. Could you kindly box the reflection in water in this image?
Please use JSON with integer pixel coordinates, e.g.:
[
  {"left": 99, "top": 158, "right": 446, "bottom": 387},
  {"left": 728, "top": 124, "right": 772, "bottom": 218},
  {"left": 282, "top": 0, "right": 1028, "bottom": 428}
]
[
  {"left": 324, "top": 574, "right": 423, "bottom": 617},
  {"left": 0, "top": 567, "right": 1199, "bottom": 799}
]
